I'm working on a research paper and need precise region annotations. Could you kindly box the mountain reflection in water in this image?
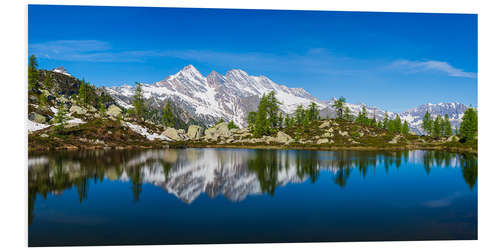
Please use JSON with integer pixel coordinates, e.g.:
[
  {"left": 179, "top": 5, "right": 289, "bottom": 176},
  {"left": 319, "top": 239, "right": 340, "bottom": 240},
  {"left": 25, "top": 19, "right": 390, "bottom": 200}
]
[{"left": 28, "top": 148, "right": 477, "bottom": 225}]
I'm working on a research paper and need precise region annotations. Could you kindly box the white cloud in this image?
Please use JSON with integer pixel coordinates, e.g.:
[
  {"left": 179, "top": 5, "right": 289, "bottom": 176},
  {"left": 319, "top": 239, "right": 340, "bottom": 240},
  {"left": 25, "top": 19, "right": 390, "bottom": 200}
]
[{"left": 391, "top": 59, "right": 476, "bottom": 78}]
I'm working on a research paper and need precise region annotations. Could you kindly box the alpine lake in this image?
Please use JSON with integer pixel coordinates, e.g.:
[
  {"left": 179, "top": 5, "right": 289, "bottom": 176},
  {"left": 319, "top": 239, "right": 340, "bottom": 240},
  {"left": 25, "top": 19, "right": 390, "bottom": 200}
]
[{"left": 28, "top": 148, "right": 477, "bottom": 246}]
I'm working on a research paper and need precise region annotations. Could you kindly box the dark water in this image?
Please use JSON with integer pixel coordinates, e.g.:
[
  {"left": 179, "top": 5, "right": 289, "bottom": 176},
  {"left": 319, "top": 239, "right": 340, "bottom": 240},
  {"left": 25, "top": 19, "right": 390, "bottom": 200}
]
[{"left": 28, "top": 148, "right": 477, "bottom": 246}]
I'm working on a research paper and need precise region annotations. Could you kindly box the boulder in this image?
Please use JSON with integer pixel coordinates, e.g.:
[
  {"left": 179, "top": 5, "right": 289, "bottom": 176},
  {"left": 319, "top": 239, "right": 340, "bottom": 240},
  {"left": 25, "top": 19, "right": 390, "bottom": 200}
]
[
  {"left": 161, "top": 127, "right": 185, "bottom": 141},
  {"left": 69, "top": 105, "right": 86, "bottom": 115},
  {"left": 447, "top": 135, "right": 460, "bottom": 142},
  {"left": 29, "top": 112, "right": 47, "bottom": 124},
  {"left": 204, "top": 122, "right": 231, "bottom": 141},
  {"left": 187, "top": 125, "right": 203, "bottom": 140},
  {"left": 322, "top": 132, "right": 332, "bottom": 138},
  {"left": 276, "top": 131, "right": 293, "bottom": 144},
  {"left": 317, "top": 138, "right": 329, "bottom": 144},
  {"left": 339, "top": 130, "right": 349, "bottom": 137},
  {"left": 319, "top": 120, "right": 331, "bottom": 129},
  {"left": 106, "top": 105, "right": 122, "bottom": 117},
  {"left": 388, "top": 135, "right": 401, "bottom": 144}
]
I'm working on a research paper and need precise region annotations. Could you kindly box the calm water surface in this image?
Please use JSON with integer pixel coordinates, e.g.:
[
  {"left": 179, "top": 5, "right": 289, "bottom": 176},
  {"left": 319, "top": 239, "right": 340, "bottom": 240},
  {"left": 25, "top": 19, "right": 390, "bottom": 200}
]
[{"left": 28, "top": 148, "right": 477, "bottom": 246}]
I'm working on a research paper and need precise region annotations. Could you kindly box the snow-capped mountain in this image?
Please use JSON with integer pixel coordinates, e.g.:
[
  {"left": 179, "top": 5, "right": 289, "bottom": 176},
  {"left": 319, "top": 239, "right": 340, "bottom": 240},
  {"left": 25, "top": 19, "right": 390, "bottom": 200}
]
[
  {"left": 105, "top": 65, "right": 325, "bottom": 127},
  {"left": 104, "top": 64, "right": 471, "bottom": 134},
  {"left": 52, "top": 66, "right": 71, "bottom": 76},
  {"left": 400, "top": 102, "right": 469, "bottom": 134}
]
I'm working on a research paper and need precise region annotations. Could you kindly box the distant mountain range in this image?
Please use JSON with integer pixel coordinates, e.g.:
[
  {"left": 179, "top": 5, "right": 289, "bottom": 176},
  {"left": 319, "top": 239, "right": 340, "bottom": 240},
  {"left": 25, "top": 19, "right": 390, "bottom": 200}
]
[{"left": 56, "top": 65, "right": 470, "bottom": 134}]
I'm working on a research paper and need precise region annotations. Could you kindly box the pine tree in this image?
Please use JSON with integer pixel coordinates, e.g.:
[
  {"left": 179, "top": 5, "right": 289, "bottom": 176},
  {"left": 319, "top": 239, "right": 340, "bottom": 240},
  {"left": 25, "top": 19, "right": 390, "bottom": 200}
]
[
  {"left": 402, "top": 120, "right": 410, "bottom": 135},
  {"left": 432, "top": 115, "right": 442, "bottom": 138},
  {"left": 78, "top": 79, "right": 88, "bottom": 107},
  {"left": 28, "top": 55, "right": 39, "bottom": 91},
  {"left": 355, "top": 106, "right": 369, "bottom": 125},
  {"left": 343, "top": 106, "right": 353, "bottom": 121},
  {"left": 383, "top": 111, "right": 389, "bottom": 129},
  {"left": 53, "top": 103, "right": 69, "bottom": 130},
  {"left": 295, "top": 104, "right": 305, "bottom": 126},
  {"left": 459, "top": 107, "right": 478, "bottom": 142},
  {"left": 422, "top": 110, "right": 433, "bottom": 135},
  {"left": 333, "top": 97, "right": 346, "bottom": 119},
  {"left": 162, "top": 101, "right": 175, "bottom": 127},
  {"left": 132, "top": 82, "right": 145, "bottom": 120},
  {"left": 394, "top": 115, "right": 402, "bottom": 133},
  {"left": 443, "top": 114, "right": 452, "bottom": 137},
  {"left": 307, "top": 102, "right": 320, "bottom": 122}
]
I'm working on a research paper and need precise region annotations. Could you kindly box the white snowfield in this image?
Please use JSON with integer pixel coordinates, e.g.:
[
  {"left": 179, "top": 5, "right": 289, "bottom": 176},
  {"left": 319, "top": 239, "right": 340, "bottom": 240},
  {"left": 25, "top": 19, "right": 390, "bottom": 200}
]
[
  {"left": 125, "top": 122, "right": 171, "bottom": 141},
  {"left": 27, "top": 120, "right": 50, "bottom": 132}
]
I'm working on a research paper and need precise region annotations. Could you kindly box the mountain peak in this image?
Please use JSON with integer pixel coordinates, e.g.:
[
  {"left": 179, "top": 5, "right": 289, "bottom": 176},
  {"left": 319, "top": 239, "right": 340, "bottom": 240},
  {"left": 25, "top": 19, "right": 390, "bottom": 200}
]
[
  {"left": 52, "top": 66, "right": 71, "bottom": 76},
  {"left": 225, "top": 69, "right": 248, "bottom": 77}
]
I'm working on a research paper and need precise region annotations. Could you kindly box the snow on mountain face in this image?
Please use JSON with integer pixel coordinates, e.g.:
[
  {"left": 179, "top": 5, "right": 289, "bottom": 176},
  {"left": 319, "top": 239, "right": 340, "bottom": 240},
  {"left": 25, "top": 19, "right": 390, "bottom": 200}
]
[
  {"left": 104, "top": 64, "right": 471, "bottom": 133},
  {"left": 105, "top": 65, "right": 325, "bottom": 127},
  {"left": 399, "top": 102, "right": 468, "bottom": 134},
  {"left": 52, "top": 66, "right": 72, "bottom": 76}
]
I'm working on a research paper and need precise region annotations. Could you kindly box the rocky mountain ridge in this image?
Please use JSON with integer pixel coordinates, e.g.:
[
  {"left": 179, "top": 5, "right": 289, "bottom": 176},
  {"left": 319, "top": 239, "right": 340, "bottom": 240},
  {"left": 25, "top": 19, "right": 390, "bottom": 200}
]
[{"left": 103, "top": 65, "right": 471, "bottom": 134}]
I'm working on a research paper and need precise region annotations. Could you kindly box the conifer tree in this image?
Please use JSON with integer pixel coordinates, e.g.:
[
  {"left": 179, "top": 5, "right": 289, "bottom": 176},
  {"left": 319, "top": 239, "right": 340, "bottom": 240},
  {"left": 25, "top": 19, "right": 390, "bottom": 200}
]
[
  {"left": 162, "top": 101, "right": 175, "bottom": 127},
  {"left": 132, "top": 82, "right": 145, "bottom": 120},
  {"left": 459, "top": 107, "right": 478, "bottom": 142},
  {"left": 383, "top": 111, "right": 389, "bottom": 129},
  {"left": 443, "top": 114, "right": 452, "bottom": 137},
  {"left": 78, "top": 79, "right": 88, "bottom": 107},
  {"left": 394, "top": 115, "right": 402, "bottom": 133},
  {"left": 307, "top": 102, "right": 320, "bottom": 122},
  {"left": 333, "top": 97, "right": 346, "bottom": 119},
  {"left": 295, "top": 104, "right": 305, "bottom": 126},
  {"left": 53, "top": 103, "right": 69, "bottom": 130},
  {"left": 402, "top": 120, "right": 410, "bottom": 135},
  {"left": 422, "top": 110, "right": 433, "bottom": 135},
  {"left": 42, "top": 74, "right": 53, "bottom": 90},
  {"left": 28, "top": 55, "right": 39, "bottom": 91},
  {"left": 432, "top": 115, "right": 442, "bottom": 138},
  {"left": 343, "top": 106, "right": 353, "bottom": 121}
]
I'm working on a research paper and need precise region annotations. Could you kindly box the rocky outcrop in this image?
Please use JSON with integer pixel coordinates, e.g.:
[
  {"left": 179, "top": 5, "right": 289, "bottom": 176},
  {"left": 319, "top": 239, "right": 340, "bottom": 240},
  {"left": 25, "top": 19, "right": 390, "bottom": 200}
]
[
  {"left": 275, "top": 131, "right": 293, "bottom": 144},
  {"left": 187, "top": 125, "right": 203, "bottom": 140},
  {"left": 106, "top": 105, "right": 122, "bottom": 118},
  {"left": 29, "top": 112, "right": 47, "bottom": 124},
  {"left": 204, "top": 122, "right": 231, "bottom": 141},
  {"left": 317, "top": 138, "right": 329, "bottom": 144},
  {"left": 69, "top": 105, "right": 86, "bottom": 115},
  {"left": 388, "top": 135, "right": 401, "bottom": 144},
  {"left": 161, "top": 127, "right": 187, "bottom": 141}
]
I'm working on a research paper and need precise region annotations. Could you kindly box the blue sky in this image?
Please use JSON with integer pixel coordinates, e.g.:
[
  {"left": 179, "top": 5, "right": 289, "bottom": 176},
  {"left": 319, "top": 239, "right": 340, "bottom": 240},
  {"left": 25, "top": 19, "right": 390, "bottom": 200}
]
[{"left": 28, "top": 5, "right": 477, "bottom": 112}]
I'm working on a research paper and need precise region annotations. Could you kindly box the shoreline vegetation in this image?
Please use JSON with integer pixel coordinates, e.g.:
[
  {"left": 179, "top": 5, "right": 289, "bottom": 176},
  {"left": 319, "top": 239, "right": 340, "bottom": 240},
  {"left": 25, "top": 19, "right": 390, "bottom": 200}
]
[{"left": 27, "top": 55, "right": 478, "bottom": 155}]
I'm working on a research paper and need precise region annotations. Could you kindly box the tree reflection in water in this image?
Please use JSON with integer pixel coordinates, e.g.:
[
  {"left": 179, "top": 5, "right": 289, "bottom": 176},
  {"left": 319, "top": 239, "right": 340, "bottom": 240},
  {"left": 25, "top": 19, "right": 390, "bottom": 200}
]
[{"left": 28, "top": 149, "right": 477, "bottom": 225}]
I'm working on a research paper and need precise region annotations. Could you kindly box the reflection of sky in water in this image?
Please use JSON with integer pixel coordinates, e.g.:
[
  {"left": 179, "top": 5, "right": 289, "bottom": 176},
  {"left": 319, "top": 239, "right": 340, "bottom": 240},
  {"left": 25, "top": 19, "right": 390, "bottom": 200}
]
[{"left": 28, "top": 149, "right": 477, "bottom": 246}]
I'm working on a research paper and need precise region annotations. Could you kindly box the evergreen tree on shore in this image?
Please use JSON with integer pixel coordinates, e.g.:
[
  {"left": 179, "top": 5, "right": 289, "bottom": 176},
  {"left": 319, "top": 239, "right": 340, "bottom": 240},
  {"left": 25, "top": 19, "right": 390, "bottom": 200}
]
[
  {"left": 422, "top": 110, "right": 433, "bottom": 135},
  {"left": 132, "top": 82, "right": 145, "bottom": 120},
  {"left": 162, "top": 101, "right": 175, "bottom": 127},
  {"left": 432, "top": 115, "right": 442, "bottom": 138},
  {"left": 459, "top": 107, "right": 478, "bottom": 142},
  {"left": 443, "top": 114, "right": 452, "bottom": 137},
  {"left": 333, "top": 97, "right": 346, "bottom": 119}
]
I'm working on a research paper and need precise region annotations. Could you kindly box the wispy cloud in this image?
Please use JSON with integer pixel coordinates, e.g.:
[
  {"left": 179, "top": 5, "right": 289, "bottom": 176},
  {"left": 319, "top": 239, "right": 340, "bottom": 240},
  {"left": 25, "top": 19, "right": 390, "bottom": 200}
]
[
  {"left": 29, "top": 40, "right": 368, "bottom": 77},
  {"left": 390, "top": 59, "right": 476, "bottom": 78}
]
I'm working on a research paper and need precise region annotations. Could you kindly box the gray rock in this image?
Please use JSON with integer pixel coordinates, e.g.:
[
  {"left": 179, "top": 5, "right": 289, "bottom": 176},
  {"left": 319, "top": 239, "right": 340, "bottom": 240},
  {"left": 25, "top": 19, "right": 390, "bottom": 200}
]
[
  {"left": 276, "top": 131, "right": 293, "bottom": 144},
  {"left": 161, "top": 127, "right": 185, "bottom": 141},
  {"left": 388, "top": 135, "right": 401, "bottom": 144},
  {"left": 319, "top": 120, "right": 331, "bottom": 129},
  {"left": 187, "top": 125, "right": 203, "bottom": 140},
  {"left": 317, "top": 138, "right": 329, "bottom": 144},
  {"left": 204, "top": 122, "right": 231, "bottom": 141},
  {"left": 106, "top": 105, "right": 122, "bottom": 117},
  {"left": 69, "top": 105, "right": 86, "bottom": 115},
  {"left": 339, "top": 131, "right": 349, "bottom": 137},
  {"left": 40, "top": 133, "right": 49, "bottom": 138},
  {"left": 29, "top": 112, "right": 47, "bottom": 124},
  {"left": 447, "top": 135, "right": 459, "bottom": 142}
]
